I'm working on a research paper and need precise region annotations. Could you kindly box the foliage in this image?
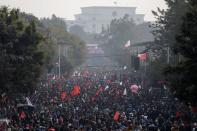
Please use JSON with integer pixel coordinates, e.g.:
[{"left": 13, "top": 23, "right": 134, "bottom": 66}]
[
  {"left": 149, "top": 0, "right": 187, "bottom": 90},
  {"left": 0, "top": 7, "right": 44, "bottom": 95},
  {"left": 69, "top": 25, "right": 98, "bottom": 46},
  {"left": 19, "top": 13, "right": 56, "bottom": 73},
  {"left": 98, "top": 15, "right": 153, "bottom": 69},
  {"left": 41, "top": 15, "right": 86, "bottom": 76},
  {"left": 0, "top": 7, "right": 86, "bottom": 96},
  {"left": 164, "top": 0, "right": 197, "bottom": 105},
  {"left": 151, "top": 0, "right": 187, "bottom": 62},
  {"left": 131, "top": 55, "right": 140, "bottom": 70},
  {"left": 146, "top": 59, "right": 165, "bottom": 87},
  {"left": 138, "top": 0, "right": 188, "bottom": 91},
  {"left": 69, "top": 25, "right": 86, "bottom": 40},
  {"left": 151, "top": 0, "right": 197, "bottom": 105}
]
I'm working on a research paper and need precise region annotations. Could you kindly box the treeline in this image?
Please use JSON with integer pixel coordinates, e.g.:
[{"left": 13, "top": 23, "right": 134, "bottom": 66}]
[
  {"left": 0, "top": 7, "right": 86, "bottom": 96},
  {"left": 150, "top": 0, "right": 197, "bottom": 105},
  {"left": 97, "top": 15, "right": 153, "bottom": 70}
]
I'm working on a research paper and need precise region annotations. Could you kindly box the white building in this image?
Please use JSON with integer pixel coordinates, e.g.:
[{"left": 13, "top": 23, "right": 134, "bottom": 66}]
[{"left": 67, "top": 6, "right": 144, "bottom": 34}]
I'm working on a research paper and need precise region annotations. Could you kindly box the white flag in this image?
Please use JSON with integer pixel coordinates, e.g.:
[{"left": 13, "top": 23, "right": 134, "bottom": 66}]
[
  {"left": 52, "top": 75, "right": 56, "bottom": 80},
  {"left": 26, "top": 97, "right": 33, "bottom": 106},
  {"left": 149, "top": 87, "right": 152, "bottom": 92},
  {"left": 123, "top": 88, "right": 127, "bottom": 96},
  {"left": 82, "top": 98, "right": 85, "bottom": 103},
  {"left": 164, "top": 85, "right": 167, "bottom": 90},
  {"left": 120, "top": 81, "right": 123, "bottom": 86},
  {"left": 1, "top": 93, "right": 6, "bottom": 97},
  {"left": 105, "top": 85, "right": 109, "bottom": 90},
  {"left": 104, "top": 75, "right": 107, "bottom": 80},
  {"left": 124, "top": 40, "right": 131, "bottom": 48}
]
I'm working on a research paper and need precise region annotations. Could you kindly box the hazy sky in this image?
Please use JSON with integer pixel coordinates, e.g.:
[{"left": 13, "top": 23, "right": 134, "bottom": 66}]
[{"left": 0, "top": 0, "right": 167, "bottom": 21}]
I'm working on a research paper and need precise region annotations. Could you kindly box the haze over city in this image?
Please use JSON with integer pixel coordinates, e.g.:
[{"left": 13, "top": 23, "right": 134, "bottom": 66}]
[
  {"left": 0, "top": 0, "right": 167, "bottom": 21},
  {"left": 1, "top": 0, "right": 197, "bottom": 130}
]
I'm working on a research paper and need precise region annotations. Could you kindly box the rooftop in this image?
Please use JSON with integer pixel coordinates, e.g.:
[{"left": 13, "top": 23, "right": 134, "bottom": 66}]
[{"left": 81, "top": 6, "right": 136, "bottom": 9}]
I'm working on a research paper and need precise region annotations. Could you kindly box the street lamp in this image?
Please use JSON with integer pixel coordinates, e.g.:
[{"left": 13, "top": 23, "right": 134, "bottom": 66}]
[{"left": 53, "top": 38, "right": 63, "bottom": 78}]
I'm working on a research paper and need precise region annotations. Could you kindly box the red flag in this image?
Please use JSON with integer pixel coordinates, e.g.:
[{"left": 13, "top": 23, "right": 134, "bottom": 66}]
[
  {"left": 105, "top": 80, "right": 111, "bottom": 84},
  {"left": 192, "top": 106, "right": 197, "bottom": 113},
  {"left": 59, "top": 116, "right": 64, "bottom": 124},
  {"left": 48, "top": 128, "right": 55, "bottom": 131},
  {"left": 176, "top": 111, "right": 181, "bottom": 118},
  {"left": 138, "top": 53, "right": 147, "bottom": 61},
  {"left": 71, "top": 86, "right": 80, "bottom": 97},
  {"left": 91, "top": 96, "right": 96, "bottom": 102},
  {"left": 61, "top": 91, "right": 67, "bottom": 101},
  {"left": 19, "top": 111, "right": 26, "bottom": 120},
  {"left": 96, "top": 87, "right": 104, "bottom": 96},
  {"left": 113, "top": 111, "right": 120, "bottom": 121}
]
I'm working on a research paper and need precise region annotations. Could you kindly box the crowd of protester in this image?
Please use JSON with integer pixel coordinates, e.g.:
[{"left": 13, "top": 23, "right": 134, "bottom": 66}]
[{"left": 0, "top": 71, "right": 197, "bottom": 131}]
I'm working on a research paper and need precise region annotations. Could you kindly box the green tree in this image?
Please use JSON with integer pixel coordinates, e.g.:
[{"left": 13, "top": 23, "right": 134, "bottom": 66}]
[
  {"left": 131, "top": 55, "right": 140, "bottom": 70},
  {"left": 19, "top": 13, "right": 56, "bottom": 74},
  {"left": 0, "top": 7, "right": 44, "bottom": 95},
  {"left": 41, "top": 15, "right": 86, "bottom": 76},
  {"left": 69, "top": 25, "right": 86, "bottom": 40},
  {"left": 147, "top": 0, "right": 187, "bottom": 90},
  {"left": 146, "top": 59, "right": 165, "bottom": 87},
  {"left": 164, "top": 0, "right": 197, "bottom": 105},
  {"left": 100, "top": 16, "right": 137, "bottom": 69},
  {"left": 99, "top": 15, "right": 153, "bottom": 70},
  {"left": 151, "top": 0, "right": 187, "bottom": 63}
]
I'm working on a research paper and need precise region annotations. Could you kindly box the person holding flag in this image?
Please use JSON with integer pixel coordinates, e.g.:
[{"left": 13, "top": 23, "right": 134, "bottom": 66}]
[
  {"left": 61, "top": 91, "right": 67, "bottom": 101},
  {"left": 71, "top": 86, "right": 80, "bottom": 97},
  {"left": 138, "top": 52, "right": 147, "bottom": 61},
  {"left": 113, "top": 111, "right": 120, "bottom": 121}
]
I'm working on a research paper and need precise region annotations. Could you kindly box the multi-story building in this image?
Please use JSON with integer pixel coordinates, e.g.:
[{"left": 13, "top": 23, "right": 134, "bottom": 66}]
[{"left": 66, "top": 6, "right": 144, "bottom": 34}]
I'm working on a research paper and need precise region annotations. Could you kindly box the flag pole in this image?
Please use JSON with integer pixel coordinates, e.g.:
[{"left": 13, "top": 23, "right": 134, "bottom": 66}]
[{"left": 144, "top": 59, "right": 147, "bottom": 88}]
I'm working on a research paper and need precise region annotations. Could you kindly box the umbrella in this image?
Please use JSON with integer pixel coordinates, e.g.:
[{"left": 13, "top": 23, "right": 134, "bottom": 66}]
[
  {"left": 130, "top": 84, "right": 139, "bottom": 93},
  {"left": 17, "top": 104, "right": 35, "bottom": 111}
]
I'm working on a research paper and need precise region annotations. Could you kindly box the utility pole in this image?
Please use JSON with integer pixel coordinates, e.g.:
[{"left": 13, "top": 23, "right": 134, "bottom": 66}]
[
  {"left": 167, "top": 46, "right": 170, "bottom": 64},
  {"left": 58, "top": 44, "right": 61, "bottom": 78}
]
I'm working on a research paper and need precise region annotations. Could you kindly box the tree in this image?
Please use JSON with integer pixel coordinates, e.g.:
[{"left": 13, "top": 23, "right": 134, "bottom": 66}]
[
  {"left": 146, "top": 59, "right": 165, "bottom": 87},
  {"left": 41, "top": 15, "right": 86, "bottom": 76},
  {"left": 131, "top": 55, "right": 140, "bottom": 70},
  {"left": 0, "top": 7, "right": 44, "bottom": 95},
  {"left": 0, "top": 7, "right": 86, "bottom": 96},
  {"left": 164, "top": 0, "right": 197, "bottom": 105},
  {"left": 151, "top": 0, "right": 187, "bottom": 63},
  {"left": 69, "top": 25, "right": 86, "bottom": 40},
  {"left": 99, "top": 16, "right": 137, "bottom": 69},
  {"left": 99, "top": 15, "right": 153, "bottom": 70},
  {"left": 19, "top": 13, "right": 56, "bottom": 74},
  {"left": 146, "top": 0, "right": 188, "bottom": 91}
]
